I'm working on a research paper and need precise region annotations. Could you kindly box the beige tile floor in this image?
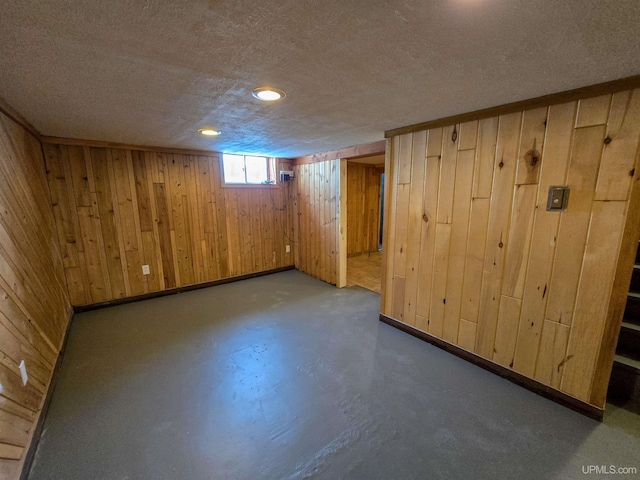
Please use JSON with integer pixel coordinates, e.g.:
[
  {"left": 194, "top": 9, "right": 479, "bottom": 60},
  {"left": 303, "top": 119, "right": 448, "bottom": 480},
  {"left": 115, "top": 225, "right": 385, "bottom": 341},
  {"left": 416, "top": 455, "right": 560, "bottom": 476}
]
[{"left": 347, "top": 251, "right": 382, "bottom": 293}]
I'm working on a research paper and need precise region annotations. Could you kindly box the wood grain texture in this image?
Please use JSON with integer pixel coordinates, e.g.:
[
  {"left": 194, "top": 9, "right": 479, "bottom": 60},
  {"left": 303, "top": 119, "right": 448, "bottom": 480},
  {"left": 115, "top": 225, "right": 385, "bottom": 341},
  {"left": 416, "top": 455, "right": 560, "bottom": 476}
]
[
  {"left": 0, "top": 111, "right": 71, "bottom": 471},
  {"left": 293, "top": 159, "right": 341, "bottom": 285},
  {"left": 380, "top": 88, "right": 640, "bottom": 407},
  {"left": 385, "top": 75, "right": 640, "bottom": 138},
  {"left": 402, "top": 132, "right": 426, "bottom": 326},
  {"left": 44, "top": 143, "right": 294, "bottom": 305},
  {"left": 346, "top": 163, "right": 383, "bottom": 256},
  {"left": 294, "top": 140, "right": 386, "bottom": 165}
]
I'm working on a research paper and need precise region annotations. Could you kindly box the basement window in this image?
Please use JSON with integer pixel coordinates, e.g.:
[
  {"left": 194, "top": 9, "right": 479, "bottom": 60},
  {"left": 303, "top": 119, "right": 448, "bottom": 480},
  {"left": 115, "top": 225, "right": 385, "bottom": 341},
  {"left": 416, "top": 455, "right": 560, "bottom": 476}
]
[{"left": 222, "top": 154, "right": 276, "bottom": 185}]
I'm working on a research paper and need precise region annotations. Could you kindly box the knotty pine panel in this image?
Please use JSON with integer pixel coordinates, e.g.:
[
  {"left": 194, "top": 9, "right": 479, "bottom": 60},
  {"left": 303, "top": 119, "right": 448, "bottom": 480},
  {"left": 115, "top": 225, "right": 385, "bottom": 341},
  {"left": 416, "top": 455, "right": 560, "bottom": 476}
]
[
  {"left": 43, "top": 144, "right": 294, "bottom": 306},
  {"left": 381, "top": 88, "right": 640, "bottom": 407},
  {"left": 292, "top": 160, "right": 340, "bottom": 285},
  {"left": 346, "top": 162, "right": 383, "bottom": 256},
  {"left": 0, "top": 111, "right": 71, "bottom": 474}
]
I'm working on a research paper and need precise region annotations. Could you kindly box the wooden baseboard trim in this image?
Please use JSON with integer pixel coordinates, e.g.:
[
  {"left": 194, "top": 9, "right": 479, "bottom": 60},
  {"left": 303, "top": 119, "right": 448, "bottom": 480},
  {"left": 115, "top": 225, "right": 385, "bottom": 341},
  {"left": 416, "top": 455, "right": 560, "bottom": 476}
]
[
  {"left": 20, "top": 308, "right": 75, "bottom": 480},
  {"left": 74, "top": 266, "right": 296, "bottom": 312},
  {"left": 379, "top": 313, "right": 604, "bottom": 421}
]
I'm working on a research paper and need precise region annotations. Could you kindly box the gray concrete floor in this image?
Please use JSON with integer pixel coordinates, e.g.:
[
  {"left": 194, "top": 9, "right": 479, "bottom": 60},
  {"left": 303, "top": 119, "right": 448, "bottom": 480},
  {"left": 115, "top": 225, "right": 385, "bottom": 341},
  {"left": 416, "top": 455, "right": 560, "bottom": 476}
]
[{"left": 30, "top": 270, "right": 640, "bottom": 479}]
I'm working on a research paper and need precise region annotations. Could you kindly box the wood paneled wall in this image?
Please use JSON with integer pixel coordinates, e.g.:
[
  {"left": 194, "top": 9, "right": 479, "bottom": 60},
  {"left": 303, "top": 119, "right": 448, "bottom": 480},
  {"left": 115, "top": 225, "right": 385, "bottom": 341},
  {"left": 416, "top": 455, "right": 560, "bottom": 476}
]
[
  {"left": 0, "top": 111, "right": 71, "bottom": 477},
  {"left": 381, "top": 89, "right": 640, "bottom": 407},
  {"left": 43, "top": 143, "right": 294, "bottom": 306},
  {"left": 347, "top": 162, "right": 384, "bottom": 256},
  {"left": 292, "top": 160, "right": 344, "bottom": 286}
]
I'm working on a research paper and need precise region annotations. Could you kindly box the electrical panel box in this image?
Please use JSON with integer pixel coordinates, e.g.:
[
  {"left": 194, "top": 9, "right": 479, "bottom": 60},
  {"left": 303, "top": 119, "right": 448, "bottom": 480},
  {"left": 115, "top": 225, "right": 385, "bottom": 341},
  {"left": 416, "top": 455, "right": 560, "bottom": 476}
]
[{"left": 280, "top": 170, "right": 294, "bottom": 182}]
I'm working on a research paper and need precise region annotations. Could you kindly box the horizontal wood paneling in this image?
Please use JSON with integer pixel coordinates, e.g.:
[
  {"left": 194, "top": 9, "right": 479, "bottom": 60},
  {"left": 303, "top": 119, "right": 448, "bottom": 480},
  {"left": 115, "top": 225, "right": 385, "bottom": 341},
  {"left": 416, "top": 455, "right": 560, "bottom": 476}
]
[
  {"left": 0, "top": 110, "right": 71, "bottom": 475},
  {"left": 381, "top": 88, "right": 640, "bottom": 407},
  {"left": 346, "top": 162, "right": 383, "bottom": 256},
  {"left": 43, "top": 144, "right": 295, "bottom": 306},
  {"left": 292, "top": 160, "right": 341, "bottom": 285}
]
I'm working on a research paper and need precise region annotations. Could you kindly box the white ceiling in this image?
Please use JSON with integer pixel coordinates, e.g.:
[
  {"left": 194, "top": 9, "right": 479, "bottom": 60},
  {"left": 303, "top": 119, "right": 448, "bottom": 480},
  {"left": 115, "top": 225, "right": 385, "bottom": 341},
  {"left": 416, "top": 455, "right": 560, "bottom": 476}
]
[{"left": 1, "top": 1, "right": 639, "bottom": 158}]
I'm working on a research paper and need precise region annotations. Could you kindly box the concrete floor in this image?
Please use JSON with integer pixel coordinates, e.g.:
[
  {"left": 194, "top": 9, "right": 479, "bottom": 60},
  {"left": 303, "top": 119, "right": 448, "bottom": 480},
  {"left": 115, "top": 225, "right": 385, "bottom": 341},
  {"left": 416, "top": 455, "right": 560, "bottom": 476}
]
[{"left": 30, "top": 270, "right": 640, "bottom": 479}]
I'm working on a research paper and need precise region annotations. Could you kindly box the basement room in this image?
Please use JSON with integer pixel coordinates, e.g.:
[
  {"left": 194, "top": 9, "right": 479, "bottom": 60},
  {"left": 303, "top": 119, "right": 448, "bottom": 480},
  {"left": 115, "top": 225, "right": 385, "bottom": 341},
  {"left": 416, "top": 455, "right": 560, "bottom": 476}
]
[{"left": 1, "top": 1, "right": 640, "bottom": 479}]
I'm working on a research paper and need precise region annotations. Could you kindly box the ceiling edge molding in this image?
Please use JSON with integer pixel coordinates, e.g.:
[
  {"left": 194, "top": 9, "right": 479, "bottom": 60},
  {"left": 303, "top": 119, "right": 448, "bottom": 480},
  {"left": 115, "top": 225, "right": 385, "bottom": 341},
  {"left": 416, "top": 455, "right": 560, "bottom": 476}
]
[
  {"left": 0, "top": 96, "right": 42, "bottom": 139},
  {"left": 294, "top": 140, "right": 386, "bottom": 165},
  {"left": 385, "top": 74, "right": 640, "bottom": 138},
  {"left": 42, "top": 136, "right": 224, "bottom": 157}
]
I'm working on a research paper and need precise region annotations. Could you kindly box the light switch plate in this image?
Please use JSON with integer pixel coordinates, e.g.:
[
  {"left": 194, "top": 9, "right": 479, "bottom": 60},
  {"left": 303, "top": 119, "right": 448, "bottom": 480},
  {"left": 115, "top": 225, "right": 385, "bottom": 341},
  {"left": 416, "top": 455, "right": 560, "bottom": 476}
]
[
  {"left": 546, "top": 186, "right": 570, "bottom": 211},
  {"left": 142, "top": 265, "right": 150, "bottom": 275}
]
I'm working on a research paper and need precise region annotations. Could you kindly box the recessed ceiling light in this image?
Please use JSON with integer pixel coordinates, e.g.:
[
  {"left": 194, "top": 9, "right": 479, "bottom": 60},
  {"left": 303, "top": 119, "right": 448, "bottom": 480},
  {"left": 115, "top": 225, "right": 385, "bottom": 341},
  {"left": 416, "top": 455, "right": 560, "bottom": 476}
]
[
  {"left": 198, "top": 128, "right": 221, "bottom": 136},
  {"left": 252, "top": 87, "right": 286, "bottom": 101}
]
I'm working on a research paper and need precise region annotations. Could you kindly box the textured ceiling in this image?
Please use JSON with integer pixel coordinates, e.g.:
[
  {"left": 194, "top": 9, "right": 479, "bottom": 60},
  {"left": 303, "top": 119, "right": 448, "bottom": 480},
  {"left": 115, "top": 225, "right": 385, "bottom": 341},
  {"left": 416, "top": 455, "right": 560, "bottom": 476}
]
[{"left": 1, "top": 1, "right": 640, "bottom": 158}]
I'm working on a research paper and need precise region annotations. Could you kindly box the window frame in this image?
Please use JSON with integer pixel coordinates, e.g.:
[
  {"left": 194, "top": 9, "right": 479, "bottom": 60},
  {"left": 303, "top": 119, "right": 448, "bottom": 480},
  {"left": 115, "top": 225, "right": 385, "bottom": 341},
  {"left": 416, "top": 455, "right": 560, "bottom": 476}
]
[{"left": 220, "top": 154, "right": 278, "bottom": 188}]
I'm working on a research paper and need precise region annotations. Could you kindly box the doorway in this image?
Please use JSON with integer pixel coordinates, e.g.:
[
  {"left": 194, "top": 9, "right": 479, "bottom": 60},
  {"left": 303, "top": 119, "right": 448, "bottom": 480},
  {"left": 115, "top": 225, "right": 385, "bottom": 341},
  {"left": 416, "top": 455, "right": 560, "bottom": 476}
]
[{"left": 344, "top": 155, "right": 385, "bottom": 293}]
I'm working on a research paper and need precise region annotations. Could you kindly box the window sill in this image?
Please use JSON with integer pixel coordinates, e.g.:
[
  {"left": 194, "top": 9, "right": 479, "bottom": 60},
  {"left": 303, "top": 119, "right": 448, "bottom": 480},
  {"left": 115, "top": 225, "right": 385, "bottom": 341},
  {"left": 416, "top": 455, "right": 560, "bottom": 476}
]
[{"left": 219, "top": 182, "right": 285, "bottom": 189}]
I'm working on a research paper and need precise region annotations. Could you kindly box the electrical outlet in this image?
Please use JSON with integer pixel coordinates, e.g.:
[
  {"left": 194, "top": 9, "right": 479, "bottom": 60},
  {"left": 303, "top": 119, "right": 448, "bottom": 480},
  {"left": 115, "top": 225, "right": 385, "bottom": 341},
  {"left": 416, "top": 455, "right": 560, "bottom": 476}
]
[
  {"left": 19, "top": 360, "right": 28, "bottom": 386},
  {"left": 286, "top": 245, "right": 290, "bottom": 253},
  {"left": 142, "top": 265, "right": 150, "bottom": 275}
]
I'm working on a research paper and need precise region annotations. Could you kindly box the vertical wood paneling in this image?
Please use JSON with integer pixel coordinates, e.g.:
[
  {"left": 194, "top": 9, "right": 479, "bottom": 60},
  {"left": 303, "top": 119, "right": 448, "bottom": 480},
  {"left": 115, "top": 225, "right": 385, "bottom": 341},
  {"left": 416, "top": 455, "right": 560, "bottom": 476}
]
[
  {"left": 346, "top": 162, "right": 383, "bottom": 256},
  {"left": 414, "top": 131, "right": 442, "bottom": 328},
  {"left": 436, "top": 125, "right": 459, "bottom": 224},
  {"left": 45, "top": 144, "right": 294, "bottom": 305},
  {"left": 380, "top": 87, "right": 640, "bottom": 407},
  {"left": 459, "top": 198, "right": 490, "bottom": 328},
  {"left": 293, "top": 159, "right": 341, "bottom": 285},
  {"left": 473, "top": 117, "right": 499, "bottom": 198},
  {"left": 493, "top": 295, "right": 523, "bottom": 367},
  {"left": 403, "top": 132, "right": 426, "bottom": 326},
  {"left": 560, "top": 201, "right": 626, "bottom": 399},
  {"left": 338, "top": 160, "right": 347, "bottom": 287},
  {"left": 544, "top": 124, "right": 606, "bottom": 325},
  {"left": 512, "top": 102, "right": 576, "bottom": 376},
  {"left": 594, "top": 90, "right": 640, "bottom": 201},
  {"left": 429, "top": 223, "right": 451, "bottom": 338},
  {"left": 442, "top": 149, "right": 475, "bottom": 343},
  {"left": 0, "top": 111, "right": 71, "bottom": 472},
  {"left": 475, "top": 112, "right": 522, "bottom": 358},
  {"left": 534, "top": 320, "right": 570, "bottom": 388}
]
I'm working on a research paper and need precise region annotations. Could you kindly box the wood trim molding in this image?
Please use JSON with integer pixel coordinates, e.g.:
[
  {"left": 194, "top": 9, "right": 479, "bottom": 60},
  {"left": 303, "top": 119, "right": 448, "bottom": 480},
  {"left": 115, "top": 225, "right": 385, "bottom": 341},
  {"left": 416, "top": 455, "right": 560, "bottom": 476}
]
[
  {"left": 19, "top": 308, "right": 74, "bottom": 480},
  {"left": 379, "top": 313, "right": 604, "bottom": 421},
  {"left": 294, "top": 140, "right": 386, "bottom": 165},
  {"left": 0, "top": 97, "right": 41, "bottom": 140},
  {"left": 41, "top": 136, "right": 223, "bottom": 157},
  {"left": 385, "top": 75, "right": 640, "bottom": 138},
  {"left": 74, "top": 265, "right": 295, "bottom": 312}
]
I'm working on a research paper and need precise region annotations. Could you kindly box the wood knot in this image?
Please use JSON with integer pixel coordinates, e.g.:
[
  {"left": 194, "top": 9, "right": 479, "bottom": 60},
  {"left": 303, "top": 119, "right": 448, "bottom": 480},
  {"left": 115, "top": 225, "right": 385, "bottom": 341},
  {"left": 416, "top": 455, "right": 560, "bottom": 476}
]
[
  {"left": 451, "top": 126, "right": 458, "bottom": 142},
  {"left": 399, "top": 247, "right": 403, "bottom": 254},
  {"left": 630, "top": 168, "right": 635, "bottom": 177},
  {"left": 498, "top": 241, "right": 504, "bottom": 248},
  {"left": 498, "top": 161, "right": 504, "bottom": 169},
  {"left": 524, "top": 149, "right": 541, "bottom": 168},
  {"left": 422, "top": 213, "right": 429, "bottom": 222},
  {"left": 443, "top": 298, "right": 446, "bottom": 304},
  {"left": 604, "top": 136, "right": 612, "bottom": 145}
]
